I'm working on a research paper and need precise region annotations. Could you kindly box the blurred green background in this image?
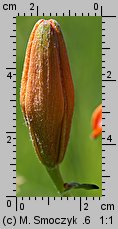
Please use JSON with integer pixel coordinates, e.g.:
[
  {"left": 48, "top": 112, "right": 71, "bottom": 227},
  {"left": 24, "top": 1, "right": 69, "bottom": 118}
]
[{"left": 17, "top": 16, "right": 102, "bottom": 197}]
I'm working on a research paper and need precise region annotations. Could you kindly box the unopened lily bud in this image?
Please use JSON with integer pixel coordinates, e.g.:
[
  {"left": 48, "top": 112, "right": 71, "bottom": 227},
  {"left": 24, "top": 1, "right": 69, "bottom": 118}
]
[
  {"left": 90, "top": 104, "right": 102, "bottom": 139},
  {"left": 20, "top": 19, "right": 74, "bottom": 168}
]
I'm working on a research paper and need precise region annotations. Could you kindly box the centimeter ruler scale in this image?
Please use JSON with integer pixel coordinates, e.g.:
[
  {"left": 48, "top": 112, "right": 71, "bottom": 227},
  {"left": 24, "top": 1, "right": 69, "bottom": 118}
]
[{"left": 0, "top": 0, "right": 118, "bottom": 228}]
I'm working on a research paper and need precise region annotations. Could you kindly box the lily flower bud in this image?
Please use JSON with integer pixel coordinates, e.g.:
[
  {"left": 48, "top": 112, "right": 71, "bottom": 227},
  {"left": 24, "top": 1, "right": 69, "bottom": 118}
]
[
  {"left": 90, "top": 104, "right": 102, "bottom": 139},
  {"left": 20, "top": 19, "right": 74, "bottom": 168}
]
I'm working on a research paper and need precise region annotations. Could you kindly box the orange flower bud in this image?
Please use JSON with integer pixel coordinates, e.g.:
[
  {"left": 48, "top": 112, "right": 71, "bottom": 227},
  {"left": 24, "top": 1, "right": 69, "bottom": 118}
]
[
  {"left": 20, "top": 19, "right": 74, "bottom": 168},
  {"left": 90, "top": 104, "right": 102, "bottom": 139}
]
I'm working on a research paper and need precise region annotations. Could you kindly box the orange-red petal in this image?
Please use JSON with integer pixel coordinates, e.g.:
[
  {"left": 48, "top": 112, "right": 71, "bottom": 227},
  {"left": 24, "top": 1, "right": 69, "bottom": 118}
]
[{"left": 90, "top": 104, "right": 102, "bottom": 139}]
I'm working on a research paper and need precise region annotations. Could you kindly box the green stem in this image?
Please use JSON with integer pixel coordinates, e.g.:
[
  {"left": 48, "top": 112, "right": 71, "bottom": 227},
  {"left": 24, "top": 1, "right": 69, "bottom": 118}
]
[{"left": 46, "top": 166, "right": 72, "bottom": 197}]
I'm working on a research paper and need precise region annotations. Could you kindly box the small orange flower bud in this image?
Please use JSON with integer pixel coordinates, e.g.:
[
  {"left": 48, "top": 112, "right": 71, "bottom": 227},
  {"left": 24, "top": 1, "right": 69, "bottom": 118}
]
[
  {"left": 90, "top": 104, "right": 102, "bottom": 139},
  {"left": 20, "top": 19, "right": 74, "bottom": 168}
]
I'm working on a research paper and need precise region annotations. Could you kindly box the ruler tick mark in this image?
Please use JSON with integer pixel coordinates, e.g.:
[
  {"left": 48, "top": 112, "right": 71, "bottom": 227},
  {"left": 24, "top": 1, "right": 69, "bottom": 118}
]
[
  {"left": 101, "top": 6, "right": 103, "bottom": 16},
  {"left": 102, "top": 143, "right": 116, "bottom": 146},
  {"left": 102, "top": 47, "right": 110, "bottom": 49},
  {"left": 102, "top": 175, "right": 110, "bottom": 178},
  {"left": 6, "top": 131, "right": 16, "bottom": 134},
  {"left": 48, "top": 197, "right": 50, "bottom": 205},
  {"left": 102, "top": 15, "right": 116, "bottom": 18},
  {"left": 36, "top": 6, "right": 39, "bottom": 16},
  {"left": 80, "top": 197, "right": 82, "bottom": 211},
  {"left": 102, "top": 79, "right": 116, "bottom": 82}
]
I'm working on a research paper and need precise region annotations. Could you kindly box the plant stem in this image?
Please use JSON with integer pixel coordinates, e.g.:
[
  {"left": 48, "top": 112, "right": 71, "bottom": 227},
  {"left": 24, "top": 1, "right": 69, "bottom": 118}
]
[{"left": 46, "top": 166, "right": 72, "bottom": 197}]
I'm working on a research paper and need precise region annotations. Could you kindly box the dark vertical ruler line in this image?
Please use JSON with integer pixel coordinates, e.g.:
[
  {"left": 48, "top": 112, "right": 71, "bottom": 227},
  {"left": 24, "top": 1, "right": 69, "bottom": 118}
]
[
  {"left": 80, "top": 197, "right": 82, "bottom": 211},
  {"left": 101, "top": 6, "right": 103, "bottom": 17},
  {"left": 16, "top": 197, "right": 18, "bottom": 211},
  {"left": 48, "top": 197, "right": 50, "bottom": 205},
  {"left": 37, "top": 6, "right": 39, "bottom": 16}
]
